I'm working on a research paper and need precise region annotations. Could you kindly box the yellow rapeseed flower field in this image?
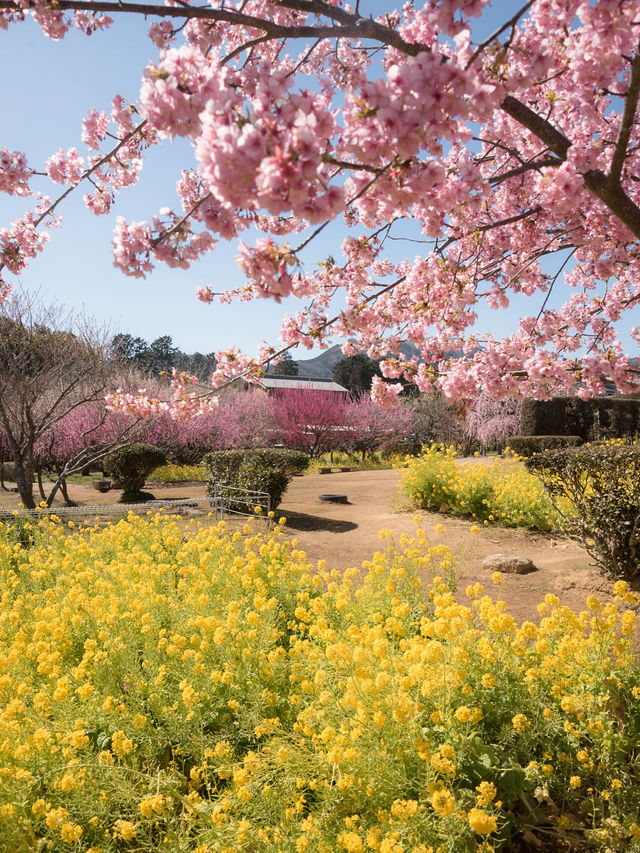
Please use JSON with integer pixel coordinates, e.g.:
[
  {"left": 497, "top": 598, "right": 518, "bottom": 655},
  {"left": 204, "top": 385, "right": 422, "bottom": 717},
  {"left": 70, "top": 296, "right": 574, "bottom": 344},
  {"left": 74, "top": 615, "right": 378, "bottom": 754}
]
[
  {"left": 0, "top": 512, "right": 638, "bottom": 851},
  {"left": 402, "top": 445, "right": 561, "bottom": 530}
]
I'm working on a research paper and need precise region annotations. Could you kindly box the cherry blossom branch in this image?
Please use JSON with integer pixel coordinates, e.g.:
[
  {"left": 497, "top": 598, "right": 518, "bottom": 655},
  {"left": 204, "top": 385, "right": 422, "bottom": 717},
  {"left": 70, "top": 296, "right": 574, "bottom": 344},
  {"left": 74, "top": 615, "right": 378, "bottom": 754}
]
[
  {"left": 187, "top": 273, "right": 409, "bottom": 399},
  {"left": 293, "top": 160, "right": 393, "bottom": 253},
  {"left": 465, "top": 0, "right": 535, "bottom": 70},
  {"left": 489, "top": 156, "right": 562, "bottom": 185},
  {"left": 501, "top": 95, "right": 571, "bottom": 159},
  {"left": 608, "top": 40, "right": 640, "bottom": 187},
  {"left": 501, "top": 95, "right": 640, "bottom": 238},
  {"left": 149, "top": 192, "right": 212, "bottom": 247},
  {"left": 0, "top": 0, "right": 424, "bottom": 53},
  {"left": 32, "top": 121, "right": 147, "bottom": 230}
]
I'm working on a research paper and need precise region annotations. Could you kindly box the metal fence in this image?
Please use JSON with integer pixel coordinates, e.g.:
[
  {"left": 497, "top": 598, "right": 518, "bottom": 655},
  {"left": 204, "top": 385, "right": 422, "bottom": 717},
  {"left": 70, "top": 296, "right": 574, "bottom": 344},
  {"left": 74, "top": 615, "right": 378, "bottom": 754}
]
[
  {"left": 1, "top": 486, "right": 271, "bottom": 525},
  {"left": 0, "top": 497, "right": 213, "bottom": 522},
  {"left": 209, "top": 482, "right": 271, "bottom": 520}
]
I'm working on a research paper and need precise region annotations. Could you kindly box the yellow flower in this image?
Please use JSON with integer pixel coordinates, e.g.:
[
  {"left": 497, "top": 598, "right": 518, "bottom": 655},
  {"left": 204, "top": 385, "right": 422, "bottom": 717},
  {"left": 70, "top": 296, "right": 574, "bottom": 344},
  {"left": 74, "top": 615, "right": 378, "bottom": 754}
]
[
  {"left": 430, "top": 787, "right": 455, "bottom": 817},
  {"left": 468, "top": 807, "right": 498, "bottom": 835},
  {"left": 113, "top": 820, "right": 137, "bottom": 841},
  {"left": 337, "top": 830, "right": 363, "bottom": 852},
  {"left": 475, "top": 782, "right": 497, "bottom": 806},
  {"left": 60, "top": 823, "right": 83, "bottom": 843},
  {"left": 511, "top": 714, "right": 530, "bottom": 734},
  {"left": 454, "top": 705, "right": 471, "bottom": 723},
  {"left": 569, "top": 775, "right": 581, "bottom": 789}
]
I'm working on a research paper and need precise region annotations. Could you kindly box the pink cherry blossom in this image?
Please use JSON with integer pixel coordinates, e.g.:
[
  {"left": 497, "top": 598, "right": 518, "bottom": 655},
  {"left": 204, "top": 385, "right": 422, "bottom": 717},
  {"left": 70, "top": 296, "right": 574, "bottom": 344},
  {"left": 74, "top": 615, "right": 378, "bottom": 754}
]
[
  {"left": 0, "top": 147, "right": 33, "bottom": 196},
  {"left": 4, "top": 1, "right": 640, "bottom": 410}
]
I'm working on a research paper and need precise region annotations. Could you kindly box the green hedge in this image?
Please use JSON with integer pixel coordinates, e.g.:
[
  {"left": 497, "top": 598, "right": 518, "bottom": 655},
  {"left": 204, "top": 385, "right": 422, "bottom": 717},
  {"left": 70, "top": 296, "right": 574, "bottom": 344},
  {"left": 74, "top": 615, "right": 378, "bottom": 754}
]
[
  {"left": 520, "top": 396, "right": 640, "bottom": 441},
  {"left": 506, "top": 435, "right": 583, "bottom": 457},
  {"left": 526, "top": 441, "right": 640, "bottom": 580},
  {"left": 203, "top": 448, "right": 309, "bottom": 512},
  {"left": 103, "top": 443, "right": 167, "bottom": 503}
]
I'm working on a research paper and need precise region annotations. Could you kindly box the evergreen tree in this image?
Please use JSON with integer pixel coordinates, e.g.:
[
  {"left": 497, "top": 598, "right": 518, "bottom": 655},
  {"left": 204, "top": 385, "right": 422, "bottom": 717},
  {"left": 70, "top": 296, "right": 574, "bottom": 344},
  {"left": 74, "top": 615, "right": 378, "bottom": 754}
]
[
  {"left": 271, "top": 351, "right": 298, "bottom": 376},
  {"left": 332, "top": 354, "right": 381, "bottom": 394}
]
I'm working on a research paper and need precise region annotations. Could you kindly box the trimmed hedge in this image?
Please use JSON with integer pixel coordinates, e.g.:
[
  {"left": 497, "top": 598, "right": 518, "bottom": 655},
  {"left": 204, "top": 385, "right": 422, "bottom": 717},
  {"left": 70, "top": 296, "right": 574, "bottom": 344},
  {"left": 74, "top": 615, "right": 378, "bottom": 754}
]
[
  {"left": 526, "top": 441, "right": 640, "bottom": 580},
  {"left": 506, "top": 435, "right": 583, "bottom": 457},
  {"left": 203, "top": 448, "right": 309, "bottom": 512},
  {"left": 520, "top": 396, "right": 640, "bottom": 441},
  {"left": 103, "top": 443, "right": 167, "bottom": 503}
]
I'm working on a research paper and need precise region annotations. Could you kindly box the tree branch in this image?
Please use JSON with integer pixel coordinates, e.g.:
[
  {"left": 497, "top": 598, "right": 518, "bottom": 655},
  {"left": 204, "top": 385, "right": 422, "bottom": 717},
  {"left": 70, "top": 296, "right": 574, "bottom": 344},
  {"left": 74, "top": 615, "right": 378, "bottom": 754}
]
[
  {"left": 0, "top": 0, "right": 425, "bottom": 53},
  {"left": 500, "top": 95, "right": 571, "bottom": 159},
  {"left": 489, "top": 156, "right": 562, "bottom": 185},
  {"left": 465, "top": 0, "right": 535, "bottom": 70},
  {"left": 609, "top": 40, "right": 640, "bottom": 187},
  {"left": 32, "top": 121, "right": 147, "bottom": 230},
  {"left": 502, "top": 95, "right": 640, "bottom": 238}
]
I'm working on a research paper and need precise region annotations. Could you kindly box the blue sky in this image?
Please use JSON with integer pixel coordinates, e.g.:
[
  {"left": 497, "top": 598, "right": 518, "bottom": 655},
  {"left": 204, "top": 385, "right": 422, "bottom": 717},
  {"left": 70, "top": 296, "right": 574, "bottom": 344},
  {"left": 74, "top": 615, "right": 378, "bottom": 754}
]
[{"left": 0, "top": 2, "right": 586, "bottom": 359}]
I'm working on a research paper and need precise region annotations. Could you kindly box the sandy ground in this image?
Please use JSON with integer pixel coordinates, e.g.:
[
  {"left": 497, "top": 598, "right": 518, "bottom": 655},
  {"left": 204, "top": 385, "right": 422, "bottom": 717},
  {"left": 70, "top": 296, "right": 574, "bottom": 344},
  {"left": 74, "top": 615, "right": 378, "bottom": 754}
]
[
  {"left": 0, "top": 467, "right": 618, "bottom": 625},
  {"left": 277, "top": 469, "right": 612, "bottom": 625}
]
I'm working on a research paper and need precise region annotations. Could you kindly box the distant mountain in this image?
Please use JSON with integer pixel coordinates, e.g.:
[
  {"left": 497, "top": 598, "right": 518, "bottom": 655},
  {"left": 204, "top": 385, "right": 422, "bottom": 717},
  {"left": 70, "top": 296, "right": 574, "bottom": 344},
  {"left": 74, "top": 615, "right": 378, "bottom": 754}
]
[{"left": 291, "top": 342, "right": 421, "bottom": 380}]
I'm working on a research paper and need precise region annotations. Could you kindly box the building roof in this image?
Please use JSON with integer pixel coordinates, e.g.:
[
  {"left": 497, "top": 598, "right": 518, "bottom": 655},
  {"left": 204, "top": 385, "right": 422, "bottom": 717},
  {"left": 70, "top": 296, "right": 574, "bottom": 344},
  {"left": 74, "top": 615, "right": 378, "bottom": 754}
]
[{"left": 259, "top": 376, "right": 348, "bottom": 393}]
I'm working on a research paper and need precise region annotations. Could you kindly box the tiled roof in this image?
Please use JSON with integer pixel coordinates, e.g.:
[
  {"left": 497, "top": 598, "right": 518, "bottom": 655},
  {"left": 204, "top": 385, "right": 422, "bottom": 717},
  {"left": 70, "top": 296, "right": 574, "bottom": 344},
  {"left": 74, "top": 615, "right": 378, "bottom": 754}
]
[{"left": 260, "top": 376, "right": 348, "bottom": 392}]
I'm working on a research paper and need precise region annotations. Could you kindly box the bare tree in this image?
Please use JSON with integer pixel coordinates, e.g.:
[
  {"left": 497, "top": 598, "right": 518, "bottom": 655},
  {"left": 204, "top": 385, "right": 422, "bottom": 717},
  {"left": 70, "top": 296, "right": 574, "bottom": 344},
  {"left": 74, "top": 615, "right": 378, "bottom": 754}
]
[{"left": 0, "top": 292, "right": 111, "bottom": 508}]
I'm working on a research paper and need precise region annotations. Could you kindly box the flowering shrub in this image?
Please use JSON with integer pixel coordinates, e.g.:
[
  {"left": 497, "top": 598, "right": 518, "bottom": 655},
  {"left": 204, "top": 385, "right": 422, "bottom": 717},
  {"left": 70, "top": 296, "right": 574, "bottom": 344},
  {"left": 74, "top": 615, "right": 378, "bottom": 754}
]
[
  {"left": 464, "top": 395, "right": 521, "bottom": 454},
  {"left": 526, "top": 441, "right": 640, "bottom": 580},
  {"left": 0, "top": 515, "right": 639, "bottom": 851},
  {"left": 402, "top": 445, "right": 559, "bottom": 531}
]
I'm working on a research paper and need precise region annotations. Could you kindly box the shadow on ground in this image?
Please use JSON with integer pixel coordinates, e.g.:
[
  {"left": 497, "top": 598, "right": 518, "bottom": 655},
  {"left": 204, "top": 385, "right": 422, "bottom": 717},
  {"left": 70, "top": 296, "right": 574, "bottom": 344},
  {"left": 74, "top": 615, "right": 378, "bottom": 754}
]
[{"left": 281, "top": 511, "right": 358, "bottom": 534}]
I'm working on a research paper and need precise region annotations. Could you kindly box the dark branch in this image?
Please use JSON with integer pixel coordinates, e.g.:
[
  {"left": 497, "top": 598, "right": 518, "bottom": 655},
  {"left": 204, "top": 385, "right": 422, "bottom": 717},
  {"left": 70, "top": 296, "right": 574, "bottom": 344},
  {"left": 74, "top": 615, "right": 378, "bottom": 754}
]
[
  {"left": 502, "top": 95, "right": 640, "bottom": 238},
  {"left": 490, "top": 155, "right": 563, "bottom": 184},
  {"left": 609, "top": 40, "right": 640, "bottom": 187},
  {"left": 500, "top": 95, "right": 571, "bottom": 159},
  {"left": 465, "top": 0, "right": 535, "bottom": 70},
  {"left": 0, "top": 0, "right": 425, "bottom": 54}
]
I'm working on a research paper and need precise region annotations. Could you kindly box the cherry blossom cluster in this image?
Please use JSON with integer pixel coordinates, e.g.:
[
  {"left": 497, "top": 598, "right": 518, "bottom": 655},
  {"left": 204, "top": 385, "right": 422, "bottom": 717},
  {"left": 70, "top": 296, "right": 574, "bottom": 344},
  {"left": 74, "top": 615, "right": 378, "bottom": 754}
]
[
  {"left": 106, "top": 369, "right": 219, "bottom": 420},
  {"left": 0, "top": 147, "right": 33, "bottom": 196},
  {"left": 3, "top": 0, "right": 640, "bottom": 408}
]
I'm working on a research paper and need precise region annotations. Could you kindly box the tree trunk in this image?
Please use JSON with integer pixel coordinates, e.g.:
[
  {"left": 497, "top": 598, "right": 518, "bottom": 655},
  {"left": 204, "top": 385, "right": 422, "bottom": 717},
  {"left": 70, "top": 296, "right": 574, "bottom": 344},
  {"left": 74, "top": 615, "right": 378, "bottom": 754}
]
[
  {"left": 12, "top": 454, "right": 36, "bottom": 509},
  {"left": 59, "top": 477, "right": 77, "bottom": 507},
  {"left": 36, "top": 467, "right": 46, "bottom": 502}
]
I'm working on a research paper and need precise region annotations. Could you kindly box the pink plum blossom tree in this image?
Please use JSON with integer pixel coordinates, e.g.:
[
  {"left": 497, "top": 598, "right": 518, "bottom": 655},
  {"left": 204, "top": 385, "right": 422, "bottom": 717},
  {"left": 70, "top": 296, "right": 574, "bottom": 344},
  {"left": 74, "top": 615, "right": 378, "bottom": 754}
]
[
  {"left": 210, "top": 391, "right": 276, "bottom": 451},
  {"left": 464, "top": 393, "right": 521, "bottom": 453},
  {"left": 2, "top": 2, "right": 640, "bottom": 409},
  {"left": 271, "top": 388, "right": 349, "bottom": 456},
  {"left": 343, "top": 395, "right": 414, "bottom": 460},
  {"left": 34, "top": 401, "right": 141, "bottom": 506}
]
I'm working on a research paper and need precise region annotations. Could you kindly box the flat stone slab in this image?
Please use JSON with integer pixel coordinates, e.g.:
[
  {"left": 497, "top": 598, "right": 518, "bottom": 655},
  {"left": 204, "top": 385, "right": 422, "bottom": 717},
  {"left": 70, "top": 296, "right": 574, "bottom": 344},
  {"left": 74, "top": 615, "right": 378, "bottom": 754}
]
[
  {"left": 319, "top": 494, "right": 349, "bottom": 504},
  {"left": 482, "top": 553, "right": 537, "bottom": 574}
]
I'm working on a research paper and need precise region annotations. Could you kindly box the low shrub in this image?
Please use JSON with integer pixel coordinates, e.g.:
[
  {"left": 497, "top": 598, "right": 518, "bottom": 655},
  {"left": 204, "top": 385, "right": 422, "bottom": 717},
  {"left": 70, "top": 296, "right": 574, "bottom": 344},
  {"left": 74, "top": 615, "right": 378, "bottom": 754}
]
[
  {"left": 526, "top": 441, "right": 640, "bottom": 580},
  {"left": 403, "top": 444, "right": 558, "bottom": 530},
  {"left": 103, "top": 443, "right": 167, "bottom": 502},
  {"left": 150, "top": 463, "right": 206, "bottom": 483},
  {"left": 0, "top": 515, "right": 638, "bottom": 851},
  {"left": 203, "top": 448, "right": 309, "bottom": 511},
  {"left": 506, "top": 435, "right": 583, "bottom": 457},
  {"left": 311, "top": 450, "right": 410, "bottom": 472}
]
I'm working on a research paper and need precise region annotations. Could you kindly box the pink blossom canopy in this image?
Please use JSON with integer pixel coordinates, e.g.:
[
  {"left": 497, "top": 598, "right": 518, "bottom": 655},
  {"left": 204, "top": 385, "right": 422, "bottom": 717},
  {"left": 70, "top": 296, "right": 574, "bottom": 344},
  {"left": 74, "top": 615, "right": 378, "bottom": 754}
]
[{"left": 2, "top": 0, "right": 640, "bottom": 413}]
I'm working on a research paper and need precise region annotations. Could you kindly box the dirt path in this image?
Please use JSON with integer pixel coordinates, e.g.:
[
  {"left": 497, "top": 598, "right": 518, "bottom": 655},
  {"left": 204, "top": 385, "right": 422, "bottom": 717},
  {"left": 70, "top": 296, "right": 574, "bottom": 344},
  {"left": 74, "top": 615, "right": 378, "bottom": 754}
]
[
  {"left": 278, "top": 469, "right": 611, "bottom": 624},
  {"left": 1, "top": 468, "right": 615, "bottom": 624}
]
